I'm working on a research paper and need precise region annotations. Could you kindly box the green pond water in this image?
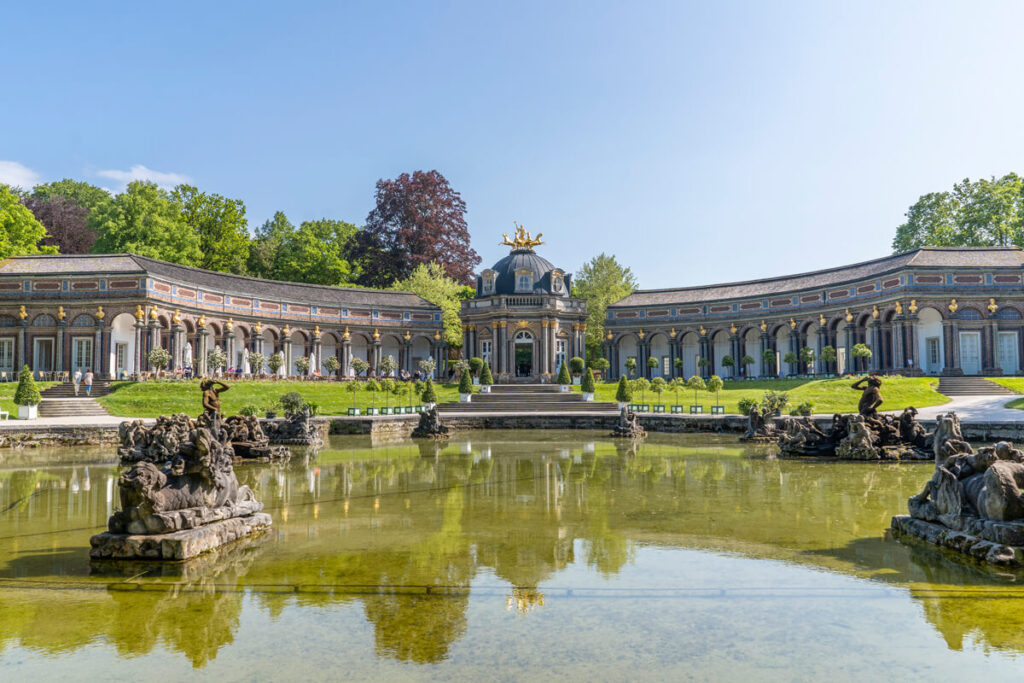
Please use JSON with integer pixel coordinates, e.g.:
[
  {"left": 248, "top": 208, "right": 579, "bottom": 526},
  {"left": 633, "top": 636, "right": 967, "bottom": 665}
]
[{"left": 1, "top": 430, "right": 1024, "bottom": 680}]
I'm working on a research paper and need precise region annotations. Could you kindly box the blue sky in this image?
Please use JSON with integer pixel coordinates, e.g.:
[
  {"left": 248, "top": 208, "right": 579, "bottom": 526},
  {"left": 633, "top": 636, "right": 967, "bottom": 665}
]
[{"left": 3, "top": 1, "right": 1024, "bottom": 289}]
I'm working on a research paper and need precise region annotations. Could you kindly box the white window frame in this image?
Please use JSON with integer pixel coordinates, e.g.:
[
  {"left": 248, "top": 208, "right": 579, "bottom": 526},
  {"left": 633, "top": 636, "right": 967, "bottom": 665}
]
[
  {"left": 0, "top": 338, "right": 13, "bottom": 376},
  {"left": 481, "top": 340, "right": 492, "bottom": 365},
  {"left": 555, "top": 340, "right": 566, "bottom": 368},
  {"left": 516, "top": 270, "right": 533, "bottom": 292}
]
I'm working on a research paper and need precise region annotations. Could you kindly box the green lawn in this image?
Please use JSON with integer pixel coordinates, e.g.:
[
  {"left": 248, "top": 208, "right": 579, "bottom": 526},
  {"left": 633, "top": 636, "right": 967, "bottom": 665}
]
[
  {"left": 985, "top": 377, "right": 1024, "bottom": 409},
  {"left": 0, "top": 382, "right": 58, "bottom": 417},
  {"left": 97, "top": 380, "right": 461, "bottom": 418},
  {"left": 588, "top": 376, "right": 949, "bottom": 414}
]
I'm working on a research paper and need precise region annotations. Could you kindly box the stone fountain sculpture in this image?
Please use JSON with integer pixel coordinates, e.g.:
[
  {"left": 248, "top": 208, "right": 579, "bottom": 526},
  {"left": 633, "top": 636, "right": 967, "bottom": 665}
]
[
  {"left": 610, "top": 406, "right": 646, "bottom": 439},
  {"left": 91, "top": 380, "right": 272, "bottom": 561},
  {"left": 776, "top": 376, "right": 932, "bottom": 460},
  {"left": 892, "top": 412, "right": 1024, "bottom": 567}
]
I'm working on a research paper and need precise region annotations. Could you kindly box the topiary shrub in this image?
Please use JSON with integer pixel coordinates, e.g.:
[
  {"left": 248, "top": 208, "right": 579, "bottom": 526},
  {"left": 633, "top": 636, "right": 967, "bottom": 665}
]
[
  {"left": 479, "top": 361, "right": 494, "bottom": 386},
  {"left": 239, "top": 404, "right": 261, "bottom": 416},
  {"left": 469, "top": 357, "right": 484, "bottom": 377},
  {"left": 790, "top": 401, "right": 814, "bottom": 417},
  {"left": 421, "top": 378, "right": 438, "bottom": 404},
  {"left": 459, "top": 369, "right": 473, "bottom": 394},
  {"left": 13, "top": 365, "right": 40, "bottom": 406},
  {"left": 557, "top": 361, "right": 571, "bottom": 386},
  {"left": 615, "top": 375, "right": 632, "bottom": 403},
  {"left": 738, "top": 397, "right": 758, "bottom": 416},
  {"left": 761, "top": 390, "right": 790, "bottom": 416},
  {"left": 581, "top": 368, "right": 596, "bottom": 393},
  {"left": 570, "top": 357, "right": 585, "bottom": 376}
]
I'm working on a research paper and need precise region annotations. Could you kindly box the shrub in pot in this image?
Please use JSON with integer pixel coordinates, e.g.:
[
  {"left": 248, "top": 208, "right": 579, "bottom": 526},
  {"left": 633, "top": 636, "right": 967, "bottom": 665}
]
[
  {"left": 459, "top": 369, "right": 474, "bottom": 402},
  {"left": 580, "top": 367, "right": 596, "bottom": 401},
  {"left": 557, "top": 361, "right": 571, "bottom": 391},
  {"left": 615, "top": 375, "right": 632, "bottom": 408},
  {"left": 14, "top": 365, "right": 40, "bottom": 419}
]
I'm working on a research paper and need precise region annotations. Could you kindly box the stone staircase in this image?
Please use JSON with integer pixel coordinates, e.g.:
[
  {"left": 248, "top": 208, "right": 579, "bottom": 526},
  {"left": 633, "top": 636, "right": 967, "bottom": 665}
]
[
  {"left": 937, "top": 376, "right": 1016, "bottom": 397},
  {"left": 38, "top": 382, "right": 111, "bottom": 418},
  {"left": 437, "top": 384, "right": 618, "bottom": 414}
]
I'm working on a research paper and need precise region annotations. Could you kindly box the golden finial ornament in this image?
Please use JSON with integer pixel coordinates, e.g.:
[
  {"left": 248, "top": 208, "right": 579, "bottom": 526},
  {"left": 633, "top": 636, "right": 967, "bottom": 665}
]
[
  {"left": 372, "top": 328, "right": 380, "bottom": 340},
  {"left": 699, "top": 325, "right": 707, "bottom": 336},
  {"left": 134, "top": 305, "right": 144, "bottom": 321},
  {"left": 281, "top": 324, "right": 291, "bottom": 336},
  {"left": 500, "top": 222, "right": 544, "bottom": 249},
  {"left": 729, "top": 323, "right": 737, "bottom": 335},
  {"left": 948, "top": 299, "right": 958, "bottom": 314},
  {"left": 988, "top": 298, "right": 999, "bottom": 314},
  {"left": 197, "top": 314, "right": 207, "bottom": 328},
  {"left": 342, "top": 326, "right": 350, "bottom": 340},
  {"left": 819, "top": 314, "right": 826, "bottom": 327},
  {"left": 637, "top": 328, "right": 644, "bottom": 340},
  {"left": 789, "top": 318, "right": 796, "bottom": 329},
  {"left": 759, "top": 320, "right": 767, "bottom": 332},
  {"left": 149, "top": 307, "right": 158, "bottom": 321},
  {"left": 313, "top": 325, "right": 320, "bottom": 336},
  {"left": 872, "top": 305, "right": 879, "bottom": 319},
  {"left": 434, "top": 330, "right": 441, "bottom": 340},
  {"left": 403, "top": 330, "right": 411, "bottom": 341},
  {"left": 17, "top": 305, "right": 26, "bottom": 320},
  {"left": 57, "top": 306, "right": 65, "bottom": 321},
  {"left": 172, "top": 309, "right": 181, "bottom": 324},
  {"left": 226, "top": 317, "right": 234, "bottom": 331},
  {"left": 607, "top": 330, "right": 613, "bottom": 340},
  {"left": 96, "top": 306, "right": 104, "bottom": 320},
  {"left": 909, "top": 299, "right": 918, "bottom": 314},
  {"left": 669, "top": 327, "right": 677, "bottom": 338},
  {"left": 894, "top": 301, "right": 903, "bottom": 315},
  {"left": 844, "top": 309, "right": 853, "bottom": 323},
  {"left": 254, "top": 321, "right": 262, "bottom": 334}
]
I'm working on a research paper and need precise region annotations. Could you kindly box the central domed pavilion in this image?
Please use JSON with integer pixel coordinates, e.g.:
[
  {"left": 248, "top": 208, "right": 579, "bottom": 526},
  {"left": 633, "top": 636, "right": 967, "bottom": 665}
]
[{"left": 460, "top": 226, "right": 588, "bottom": 381}]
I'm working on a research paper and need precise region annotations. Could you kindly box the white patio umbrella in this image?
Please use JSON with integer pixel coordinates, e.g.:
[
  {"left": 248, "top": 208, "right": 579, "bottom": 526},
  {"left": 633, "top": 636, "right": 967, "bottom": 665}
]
[
  {"left": 309, "top": 350, "right": 316, "bottom": 377},
  {"left": 242, "top": 354, "right": 251, "bottom": 376},
  {"left": 183, "top": 342, "right": 193, "bottom": 369}
]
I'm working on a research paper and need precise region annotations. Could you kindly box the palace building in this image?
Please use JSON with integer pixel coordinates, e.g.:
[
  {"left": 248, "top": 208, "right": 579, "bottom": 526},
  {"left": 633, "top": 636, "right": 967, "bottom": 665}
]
[
  {"left": 460, "top": 227, "right": 588, "bottom": 380},
  {"left": 603, "top": 246, "right": 1024, "bottom": 380},
  {"left": 0, "top": 254, "right": 446, "bottom": 380}
]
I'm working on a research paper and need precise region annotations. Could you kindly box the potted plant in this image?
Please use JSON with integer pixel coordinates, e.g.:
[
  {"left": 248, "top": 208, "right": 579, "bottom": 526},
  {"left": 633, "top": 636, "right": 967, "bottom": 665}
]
[
  {"left": 790, "top": 401, "right": 814, "bottom": 416},
  {"left": 650, "top": 376, "right": 667, "bottom": 412},
  {"left": 421, "top": 378, "right": 438, "bottom": 410},
  {"left": 632, "top": 377, "right": 650, "bottom": 411},
  {"left": 761, "top": 349, "right": 777, "bottom": 378},
  {"left": 852, "top": 343, "right": 872, "bottom": 372},
  {"left": 147, "top": 347, "right": 171, "bottom": 378},
  {"left": 469, "top": 357, "right": 484, "bottom": 385},
  {"left": 479, "top": 361, "right": 494, "bottom": 393},
  {"left": 740, "top": 354, "right": 755, "bottom": 378},
  {"left": 239, "top": 404, "right": 260, "bottom": 416},
  {"left": 351, "top": 357, "right": 369, "bottom": 378},
  {"left": 557, "top": 361, "right": 572, "bottom": 392},
  {"left": 800, "top": 346, "right": 816, "bottom": 375},
  {"left": 721, "top": 354, "right": 735, "bottom": 379},
  {"left": 686, "top": 375, "right": 706, "bottom": 413},
  {"left": 624, "top": 357, "right": 637, "bottom": 379},
  {"left": 14, "top": 365, "right": 40, "bottom": 419},
  {"left": 615, "top": 375, "right": 632, "bottom": 409},
  {"left": 761, "top": 390, "right": 790, "bottom": 416},
  {"left": 669, "top": 377, "right": 686, "bottom": 413},
  {"left": 346, "top": 380, "right": 361, "bottom": 415},
  {"left": 707, "top": 375, "right": 724, "bottom": 414},
  {"left": 247, "top": 351, "right": 267, "bottom": 377},
  {"left": 365, "top": 379, "right": 381, "bottom": 415},
  {"left": 783, "top": 351, "right": 799, "bottom": 376},
  {"left": 418, "top": 357, "right": 436, "bottom": 380},
  {"left": 267, "top": 351, "right": 284, "bottom": 378},
  {"left": 581, "top": 367, "right": 596, "bottom": 401},
  {"left": 380, "top": 354, "right": 398, "bottom": 379},
  {"left": 570, "top": 357, "right": 585, "bottom": 385},
  {"left": 390, "top": 380, "right": 404, "bottom": 413},
  {"left": 294, "top": 355, "right": 311, "bottom": 378},
  {"left": 673, "top": 357, "right": 683, "bottom": 378},
  {"left": 647, "top": 356, "right": 658, "bottom": 378},
  {"left": 458, "top": 367, "right": 474, "bottom": 402},
  {"left": 820, "top": 345, "right": 837, "bottom": 376},
  {"left": 207, "top": 345, "right": 228, "bottom": 377},
  {"left": 323, "top": 355, "right": 341, "bottom": 379},
  {"left": 265, "top": 399, "right": 281, "bottom": 419},
  {"left": 380, "top": 378, "right": 395, "bottom": 414},
  {"left": 588, "top": 357, "right": 610, "bottom": 381}
]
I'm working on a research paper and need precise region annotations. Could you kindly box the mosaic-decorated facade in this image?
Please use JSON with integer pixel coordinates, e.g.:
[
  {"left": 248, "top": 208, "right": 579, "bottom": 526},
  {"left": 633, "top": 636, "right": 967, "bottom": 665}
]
[
  {"left": 604, "top": 247, "right": 1024, "bottom": 379},
  {"left": 0, "top": 254, "right": 446, "bottom": 379}
]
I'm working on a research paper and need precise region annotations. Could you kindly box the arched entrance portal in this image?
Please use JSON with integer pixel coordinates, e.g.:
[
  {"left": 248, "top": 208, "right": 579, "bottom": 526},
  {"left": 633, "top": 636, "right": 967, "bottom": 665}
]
[{"left": 514, "top": 330, "right": 533, "bottom": 378}]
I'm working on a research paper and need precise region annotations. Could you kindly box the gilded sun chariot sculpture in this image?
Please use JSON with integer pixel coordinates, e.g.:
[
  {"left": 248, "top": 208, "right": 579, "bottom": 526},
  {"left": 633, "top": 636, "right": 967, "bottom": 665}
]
[{"left": 501, "top": 222, "right": 544, "bottom": 249}]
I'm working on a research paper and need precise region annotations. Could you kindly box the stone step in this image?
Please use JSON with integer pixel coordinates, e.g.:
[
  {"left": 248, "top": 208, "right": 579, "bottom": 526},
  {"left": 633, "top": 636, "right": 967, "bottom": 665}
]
[
  {"left": 38, "top": 398, "right": 110, "bottom": 417},
  {"left": 937, "top": 377, "right": 1016, "bottom": 396},
  {"left": 41, "top": 382, "right": 112, "bottom": 398},
  {"left": 438, "top": 401, "right": 619, "bottom": 413}
]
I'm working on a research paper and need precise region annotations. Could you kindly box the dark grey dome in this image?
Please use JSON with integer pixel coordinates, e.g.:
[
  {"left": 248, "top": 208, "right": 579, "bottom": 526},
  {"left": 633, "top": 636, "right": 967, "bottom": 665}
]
[{"left": 477, "top": 247, "right": 572, "bottom": 297}]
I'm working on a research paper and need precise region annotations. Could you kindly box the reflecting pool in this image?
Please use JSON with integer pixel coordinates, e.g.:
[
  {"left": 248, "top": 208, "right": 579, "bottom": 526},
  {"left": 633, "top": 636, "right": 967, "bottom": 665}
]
[{"left": 2, "top": 431, "right": 1024, "bottom": 680}]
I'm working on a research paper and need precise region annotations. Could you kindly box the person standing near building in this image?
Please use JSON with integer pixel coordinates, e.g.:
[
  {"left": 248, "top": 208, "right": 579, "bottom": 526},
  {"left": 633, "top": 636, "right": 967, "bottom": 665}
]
[
  {"left": 73, "top": 368, "right": 82, "bottom": 396},
  {"left": 84, "top": 369, "right": 94, "bottom": 397}
]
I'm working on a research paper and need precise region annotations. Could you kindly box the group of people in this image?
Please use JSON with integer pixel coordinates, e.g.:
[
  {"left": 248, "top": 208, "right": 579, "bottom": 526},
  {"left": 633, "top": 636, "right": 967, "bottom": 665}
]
[{"left": 71, "top": 368, "right": 95, "bottom": 396}]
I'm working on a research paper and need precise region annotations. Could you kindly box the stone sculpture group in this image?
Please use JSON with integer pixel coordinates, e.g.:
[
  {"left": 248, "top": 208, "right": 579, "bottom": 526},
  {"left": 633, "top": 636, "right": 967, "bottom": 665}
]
[
  {"left": 91, "top": 380, "right": 272, "bottom": 561},
  {"left": 610, "top": 406, "right": 646, "bottom": 439}
]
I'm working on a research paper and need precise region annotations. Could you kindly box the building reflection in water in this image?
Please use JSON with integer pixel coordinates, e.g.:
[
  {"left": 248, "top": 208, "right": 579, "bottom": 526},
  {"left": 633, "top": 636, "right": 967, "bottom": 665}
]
[{"left": 2, "top": 432, "right": 1024, "bottom": 666}]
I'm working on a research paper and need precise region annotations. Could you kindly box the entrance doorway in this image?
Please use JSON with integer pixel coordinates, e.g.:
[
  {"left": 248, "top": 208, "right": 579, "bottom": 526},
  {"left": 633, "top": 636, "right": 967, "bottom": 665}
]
[
  {"left": 72, "top": 337, "right": 94, "bottom": 375},
  {"left": 998, "top": 331, "right": 1019, "bottom": 375},
  {"left": 959, "top": 331, "right": 981, "bottom": 375},
  {"left": 514, "top": 331, "right": 533, "bottom": 378},
  {"left": 33, "top": 337, "right": 54, "bottom": 375}
]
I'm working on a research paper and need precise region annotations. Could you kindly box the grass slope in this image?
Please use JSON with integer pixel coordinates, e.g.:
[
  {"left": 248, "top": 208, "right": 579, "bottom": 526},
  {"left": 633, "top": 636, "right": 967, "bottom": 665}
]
[
  {"left": 589, "top": 376, "right": 948, "bottom": 414},
  {"left": 986, "top": 377, "right": 1024, "bottom": 409},
  {"left": 98, "top": 380, "right": 461, "bottom": 418},
  {"left": 0, "top": 382, "right": 58, "bottom": 416}
]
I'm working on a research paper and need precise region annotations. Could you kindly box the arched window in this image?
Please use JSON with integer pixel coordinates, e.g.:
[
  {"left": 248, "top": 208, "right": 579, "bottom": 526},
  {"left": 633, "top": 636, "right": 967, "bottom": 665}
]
[
  {"left": 956, "top": 308, "right": 982, "bottom": 320},
  {"left": 482, "top": 273, "right": 495, "bottom": 295},
  {"left": 515, "top": 330, "right": 532, "bottom": 342},
  {"left": 516, "top": 270, "right": 533, "bottom": 292},
  {"left": 31, "top": 314, "right": 56, "bottom": 327},
  {"left": 0, "top": 316, "right": 16, "bottom": 328},
  {"left": 996, "top": 308, "right": 1022, "bottom": 320},
  {"left": 551, "top": 272, "right": 564, "bottom": 293},
  {"left": 71, "top": 314, "right": 96, "bottom": 327}
]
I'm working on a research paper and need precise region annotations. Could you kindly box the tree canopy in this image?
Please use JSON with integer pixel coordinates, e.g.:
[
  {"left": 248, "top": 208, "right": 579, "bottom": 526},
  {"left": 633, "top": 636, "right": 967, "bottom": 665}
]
[
  {"left": 91, "top": 181, "right": 202, "bottom": 265},
  {"left": 0, "top": 185, "right": 57, "bottom": 260},
  {"left": 274, "top": 218, "right": 360, "bottom": 286},
  {"left": 22, "top": 193, "right": 94, "bottom": 254},
  {"left": 390, "top": 263, "right": 474, "bottom": 347},
  {"left": 892, "top": 174, "right": 1024, "bottom": 252},
  {"left": 353, "top": 170, "right": 480, "bottom": 287},
  {"left": 173, "top": 184, "right": 250, "bottom": 274},
  {"left": 572, "top": 253, "right": 638, "bottom": 358}
]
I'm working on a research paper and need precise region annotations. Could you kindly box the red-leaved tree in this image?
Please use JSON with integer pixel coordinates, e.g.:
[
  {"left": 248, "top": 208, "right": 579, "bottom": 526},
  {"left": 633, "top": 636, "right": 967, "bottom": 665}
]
[
  {"left": 352, "top": 170, "right": 480, "bottom": 287},
  {"left": 23, "top": 194, "right": 95, "bottom": 254}
]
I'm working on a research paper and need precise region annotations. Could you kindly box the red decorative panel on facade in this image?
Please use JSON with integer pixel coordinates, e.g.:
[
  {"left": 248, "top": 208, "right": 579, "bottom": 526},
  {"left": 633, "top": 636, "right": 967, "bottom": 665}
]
[
  {"left": 152, "top": 282, "right": 171, "bottom": 293},
  {"left": 882, "top": 278, "right": 900, "bottom": 288},
  {"left": 412, "top": 313, "right": 432, "bottom": 321},
  {"left": 259, "top": 302, "right": 281, "bottom": 312},
  {"left": 856, "top": 284, "right": 875, "bottom": 294},
  {"left": 770, "top": 298, "right": 791, "bottom": 307},
  {"left": 178, "top": 288, "right": 196, "bottom": 298},
  {"left": 109, "top": 279, "right": 139, "bottom": 289},
  {"left": 647, "top": 309, "right": 669, "bottom": 317},
  {"left": 954, "top": 274, "right": 982, "bottom": 284},
  {"left": 995, "top": 275, "right": 1021, "bottom": 284},
  {"left": 288, "top": 305, "right": 309, "bottom": 314},
  {"left": 71, "top": 281, "right": 98, "bottom": 290},
  {"left": 828, "top": 289, "right": 847, "bottom": 299},
  {"left": 740, "top": 302, "right": 761, "bottom": 310},
  {"left": 678, "top": 307, "right": 700, "bottom": 315},
  {"left": 916, "top": 275, "right": 942, "bottom": 284},
  {"left": 228, "top": 297, "right": 251, "bottom": 306},
  {"left": 33, "top": 282, "right": 60, "bottom": 291},
  {"left": 709, "top": 305, "right": 730, "bottom": 313},
  {"left": 800, "top": 294, "right": 819, "bottom": 303},
  {"left": 379, "top": 311, "right": 401, "bottom": 320},
  {"left": 0, "top": 283, "right": 20, "bottom": 291},
  {"left": 319, "top": 308, "right": 339, "bottom": 316},
  {"left": 349, "top": 310, "right": 370, "bottom": 318},
  {"left": 204, "top": 294, "right": 224, "bottom": 304}
]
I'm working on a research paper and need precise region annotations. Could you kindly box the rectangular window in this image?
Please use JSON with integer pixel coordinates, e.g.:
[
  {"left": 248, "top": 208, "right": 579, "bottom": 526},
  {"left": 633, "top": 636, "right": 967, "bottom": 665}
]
[
  {"left": 0, "top": 338, "right": 13, "bottom": 376},
  {"left": 556, "top": 340, "right": 566, "bottom": 369},
  {"left": 73, "top": 337, "right": 94, "bottom": 375},
  {"left": 481, "top": 340, "right": 492, "bottom": 365},
  {"left": 663, "top": 356, "right": 670, "bottom": 376}
]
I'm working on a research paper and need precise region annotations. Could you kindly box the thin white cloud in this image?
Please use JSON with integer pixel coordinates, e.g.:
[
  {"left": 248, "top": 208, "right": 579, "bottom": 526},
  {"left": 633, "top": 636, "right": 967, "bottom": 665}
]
[
  {"left": 0, "top": 160, "right": 42, "bottom": 189},
  {"left": 97, "top": 164, "right": 192, "bottom": 191}
]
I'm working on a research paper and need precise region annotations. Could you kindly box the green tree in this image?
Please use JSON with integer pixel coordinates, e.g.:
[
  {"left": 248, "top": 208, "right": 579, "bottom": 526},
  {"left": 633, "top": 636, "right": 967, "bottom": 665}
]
[
  {"left": 761, "top": 349, "right": 776, "bottom": 375},
  {"left": 247, "top": 211, "right": 294, "bottom": 278},
  {"left": 820, "top": 345, "right": 837, "bottom": 369},
  {"left": 721, "top": 355, "right": 734, "bottom": 377},
  {"left": 569, "top": 357, "right": 585, "bottom": 376},
  {"left": 421, "top": 378, "right": 438, "bottom": 404},
  {"left": 147, "top": 347, "right": 171, "bottom": 373},
  {"left": 572, "top": 254, "right": 638, "bottom": 357},
  {"left": 351, "top": 357, "right": 369, "bottom": 377},
  {"left": 479, "top": 361, "right": 494, "bottom": 386},
  {"left": 632, "top": 378, "right": 650, "bottom": 404},
  {"left": 379, "top": 354, "right": 398, "bottom": 378},
  {"left": 557, "top": 361, "right": 571, "bottom": 386},
  {"left": 346, "top": 380, "right": 361, "bottom": 409},
  {"left": 458, "top": 368, "right": 473, "bottom": 394},
  {"left": 650, "top": 376, "right": 666, "bottom": 406},
  {"left": 670, "top": 376, "right": 686, "bottom": 405},
  {"left": 647, "top": 357, "right": 658, "bottom": 376},
  {"left": 851, "top": 343, "right": 872, "bottom": 371},
  {"left": 13, "top": 365, "right": 40, "bottom": 406},
  {"left": 783, "top": 351, "right": 799, "bottom": 374},
  {"left": 0, "top": 185, "right": 57, "bottom": 259},
  {"left": 800, "top": 346, "right": 816, "bottom": 372},
  {"left": 391, "top": 263, "right": 474, "bottom": 348},
  {"left": 581, "top": 367, "right": 596, "bottom": 393},
  {"left": 31, "top": 179, "right": 112, "bottom": 214},
  {"left": 468, "top": 357, "right": 484, "bottom": 377},
  {"left": 740, "top": 354, "right": 755, "bottom": 375},
  {"left": 365, "top": 378, "right": 380, "bottom": 406},
  {"left": 323, "top": 355, "right": 341, "bottom": 376},
  {"left": 686, "top": 375, "right": 706, "bottom": 406},
  {"left": 615, "top": 375, "right": 632, "bottom": 403},
  {"left": 172, "top": 184, "right": 250, "bottom": 274},
  {"left": 91, "top": 181, "right": 201, "bottom": 264},
  {"left": 706, "top": 375, "right": 723, "bottom": 407},
  {"left": 624, "top": 357, "right": 637, "bottom": 378},
  {"left": 275, "top": 219, "right": 359, "bottom": 285}
]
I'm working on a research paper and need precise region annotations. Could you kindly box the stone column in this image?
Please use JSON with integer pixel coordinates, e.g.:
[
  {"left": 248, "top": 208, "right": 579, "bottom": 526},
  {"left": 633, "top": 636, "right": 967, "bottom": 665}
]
[
  {"left": 891, "top": 319, "right": 904, "bottom": 371},
  {"left": 94, "top": 324, "right": 103, "bottom": 376},
  {"left": 373, "top": 340, "right": 382, "bottom": 373},
  {"left": 698, "top": 336, "right": 710, "bottom": 379},
  {"left": 668, "top": 338, "right": 677, "bottom": 378},
  {"left": 281, "top": 338, "right": 292, "bottom": 377},
  {"left": 56, "top": 319, "right": 66, "bottom": 374},
  {"left": 985, "top": 317, "right": 999, "bottom": 374},
  {"left": 816, "top": 328, "right": 826, "bottom": 374}
]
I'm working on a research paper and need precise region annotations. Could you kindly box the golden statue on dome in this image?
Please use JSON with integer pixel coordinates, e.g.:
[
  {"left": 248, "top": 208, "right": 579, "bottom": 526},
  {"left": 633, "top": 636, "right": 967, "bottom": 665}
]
[{"left": 501, "top": 222, "right": 544, "bottom": 249}]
